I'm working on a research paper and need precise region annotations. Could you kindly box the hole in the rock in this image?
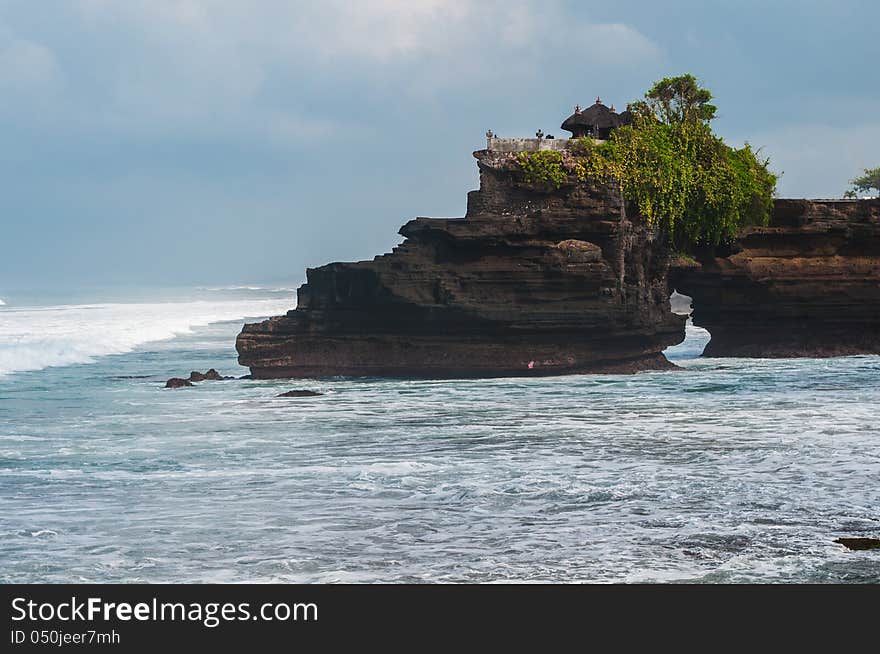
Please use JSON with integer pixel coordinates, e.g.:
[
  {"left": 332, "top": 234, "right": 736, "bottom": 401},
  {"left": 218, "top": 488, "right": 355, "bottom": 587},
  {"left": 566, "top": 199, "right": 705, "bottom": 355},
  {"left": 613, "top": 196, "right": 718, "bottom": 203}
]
[
  {"left": 670, "top": 290, "right": 692, "bottom": 316},
  {"left": 665, "top": 291, "right": 711, "bottom": 359}
]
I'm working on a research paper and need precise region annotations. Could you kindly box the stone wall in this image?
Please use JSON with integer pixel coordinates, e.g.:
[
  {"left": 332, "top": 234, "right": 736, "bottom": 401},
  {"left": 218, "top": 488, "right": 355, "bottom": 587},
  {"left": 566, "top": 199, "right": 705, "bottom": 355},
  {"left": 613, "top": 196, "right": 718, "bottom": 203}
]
[{"left": 484, "top": 137, "right": 607, "bottom": 153}]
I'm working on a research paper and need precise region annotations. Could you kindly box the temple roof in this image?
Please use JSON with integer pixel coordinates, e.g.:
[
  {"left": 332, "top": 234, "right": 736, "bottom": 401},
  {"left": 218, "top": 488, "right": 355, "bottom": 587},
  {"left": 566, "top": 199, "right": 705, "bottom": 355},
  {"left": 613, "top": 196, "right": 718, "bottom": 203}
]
[{"left": 561, "top": 99, "right": 622, "bottom": 135}]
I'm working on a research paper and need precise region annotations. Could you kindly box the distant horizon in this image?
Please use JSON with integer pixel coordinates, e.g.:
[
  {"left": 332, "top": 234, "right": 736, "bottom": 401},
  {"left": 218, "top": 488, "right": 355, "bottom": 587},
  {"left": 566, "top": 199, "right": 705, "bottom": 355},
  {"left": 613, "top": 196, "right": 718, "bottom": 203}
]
[{"left": 0, "top": 279, "right": 303, "bottom": 306}]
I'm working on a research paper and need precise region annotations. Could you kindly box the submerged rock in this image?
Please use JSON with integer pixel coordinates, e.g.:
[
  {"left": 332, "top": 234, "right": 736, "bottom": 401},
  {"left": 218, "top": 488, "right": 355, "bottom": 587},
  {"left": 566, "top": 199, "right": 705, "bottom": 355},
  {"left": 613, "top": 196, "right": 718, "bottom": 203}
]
[
  {"left": 277, "top": 390, "right": 323, "bottom": 397},
  {"left": 164, "top": 378, "right": 194, "bottom": 388},
  {"left": 236, "top": 148, "right": 685, "bottom": 379},
  {"left": 835, "top": 537, "right": 880, "bottom": 551},
  {"left": 672, "top": 199, "right": 880, "bottom": 357},
  {"left": 164, "top": 369, "right": 233, "bottom": 387}
]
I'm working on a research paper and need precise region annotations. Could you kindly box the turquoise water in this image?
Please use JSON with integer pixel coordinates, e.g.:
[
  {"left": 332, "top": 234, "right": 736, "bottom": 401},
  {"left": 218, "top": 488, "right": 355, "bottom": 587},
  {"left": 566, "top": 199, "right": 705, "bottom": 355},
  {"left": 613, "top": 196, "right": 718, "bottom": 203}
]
[{"left": 1, "top": 289, "right": 878, "bottom": 582}]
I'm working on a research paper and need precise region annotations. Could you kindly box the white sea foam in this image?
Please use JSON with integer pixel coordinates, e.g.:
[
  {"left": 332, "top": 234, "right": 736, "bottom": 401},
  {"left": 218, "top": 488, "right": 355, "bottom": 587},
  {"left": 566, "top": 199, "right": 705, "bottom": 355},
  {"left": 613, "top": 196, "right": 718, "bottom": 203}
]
[
  {"left": 0, "top": 298, "right": 293, "bottom": 376},
  {"left": 2, "top": 322, "right": 878, "bottom": 583}
]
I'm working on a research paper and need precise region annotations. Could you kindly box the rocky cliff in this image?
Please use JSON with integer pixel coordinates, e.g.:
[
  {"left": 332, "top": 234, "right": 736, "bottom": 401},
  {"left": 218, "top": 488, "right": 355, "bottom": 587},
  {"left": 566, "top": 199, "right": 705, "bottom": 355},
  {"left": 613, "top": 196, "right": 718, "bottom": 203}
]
[
  {"left": 236, "top": 149, "right": 686, "bottom": 378},
  {"left": 671, "top": 198, "right": 880, "bottom": 357}
]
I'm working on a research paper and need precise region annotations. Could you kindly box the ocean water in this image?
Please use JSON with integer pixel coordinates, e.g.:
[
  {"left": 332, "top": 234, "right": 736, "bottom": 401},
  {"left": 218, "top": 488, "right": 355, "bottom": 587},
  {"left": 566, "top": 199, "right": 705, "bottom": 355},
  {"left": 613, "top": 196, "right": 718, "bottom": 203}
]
[{"left": 1, "top": 288, "right": 878, "bottom": 583}]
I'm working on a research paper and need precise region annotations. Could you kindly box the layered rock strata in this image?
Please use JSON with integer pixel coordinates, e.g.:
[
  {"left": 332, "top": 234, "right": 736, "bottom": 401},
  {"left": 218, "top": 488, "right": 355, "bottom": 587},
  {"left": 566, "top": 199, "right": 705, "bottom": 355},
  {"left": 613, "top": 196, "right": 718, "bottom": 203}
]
[
  {"left": 236, "top": 150, "right": 685, "bottom": 378},
  {"left": 671, "top": 198, "right": 880, "bottom": 357}
]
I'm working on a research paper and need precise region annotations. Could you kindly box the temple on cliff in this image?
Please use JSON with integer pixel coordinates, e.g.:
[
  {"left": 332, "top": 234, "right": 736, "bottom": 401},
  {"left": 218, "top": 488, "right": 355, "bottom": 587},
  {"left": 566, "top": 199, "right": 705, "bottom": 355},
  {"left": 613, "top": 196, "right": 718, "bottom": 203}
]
[
  {"left": 486, "top": 97, "right": 631, "bottom": 154},
  {"left": 236, "top": 102, "right": 880, "bottom": 378}
]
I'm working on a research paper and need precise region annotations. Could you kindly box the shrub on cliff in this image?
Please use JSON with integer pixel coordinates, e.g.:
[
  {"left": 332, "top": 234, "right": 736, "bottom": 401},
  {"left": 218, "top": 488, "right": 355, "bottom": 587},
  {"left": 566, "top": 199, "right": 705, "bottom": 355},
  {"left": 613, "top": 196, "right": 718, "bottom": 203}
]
[
  {"left": 515, "top": 150, "right": 571, "bottom": 188},
  {"left": 603, "top": 118, "right": 777, "bottom": 247}
]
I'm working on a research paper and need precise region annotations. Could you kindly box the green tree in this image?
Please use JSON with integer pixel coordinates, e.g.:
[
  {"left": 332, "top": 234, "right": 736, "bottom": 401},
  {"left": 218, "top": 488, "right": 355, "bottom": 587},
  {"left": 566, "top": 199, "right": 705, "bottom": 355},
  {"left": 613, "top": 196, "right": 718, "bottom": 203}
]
[
  {"left": 639, "top": 73, "right": 718, "bottom": 125},
  {"left": 850, "top": 167, "right": 880, "bottom": 196}
]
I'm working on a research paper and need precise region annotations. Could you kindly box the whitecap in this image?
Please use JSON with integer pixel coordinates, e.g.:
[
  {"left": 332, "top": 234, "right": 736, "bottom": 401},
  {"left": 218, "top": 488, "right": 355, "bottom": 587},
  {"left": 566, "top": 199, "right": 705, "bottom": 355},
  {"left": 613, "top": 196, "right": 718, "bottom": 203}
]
[{"left": 0, "top": 298, "right": 294, "bottom": 376}]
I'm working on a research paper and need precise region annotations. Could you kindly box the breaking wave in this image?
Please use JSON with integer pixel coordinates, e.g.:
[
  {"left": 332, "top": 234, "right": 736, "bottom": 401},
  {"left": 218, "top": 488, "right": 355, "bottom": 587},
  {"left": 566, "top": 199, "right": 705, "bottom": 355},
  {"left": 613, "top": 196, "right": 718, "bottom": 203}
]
[{"left": 0, "top": 298, "right": 293, "bottom": 377}]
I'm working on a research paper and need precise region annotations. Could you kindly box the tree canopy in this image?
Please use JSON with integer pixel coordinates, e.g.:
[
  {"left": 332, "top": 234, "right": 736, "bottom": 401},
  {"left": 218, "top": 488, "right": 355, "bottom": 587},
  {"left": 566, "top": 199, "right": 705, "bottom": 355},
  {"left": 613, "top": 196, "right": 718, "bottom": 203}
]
[{"left": 632, "top": 73, "right": 718, "bottom": 125}]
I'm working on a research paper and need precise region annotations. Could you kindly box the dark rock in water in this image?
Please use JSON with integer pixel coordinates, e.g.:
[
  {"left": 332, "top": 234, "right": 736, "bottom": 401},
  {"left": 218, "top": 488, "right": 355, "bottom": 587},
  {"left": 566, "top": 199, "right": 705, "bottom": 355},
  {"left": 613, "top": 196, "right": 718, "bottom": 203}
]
[
  {"left": 671, "top": 198, "right": 880, "bottom": 357},
  {"left": 236, "top": 148, "right": 685, "bottom": 379},
  {"left": 205, "top": 368, "right": 231, "bottom": 380},
  {"left": 835, "top": 537, "right": 880, "bottom": 551},
  {"left": 188, "top": 369, "right": 233, "bottom": 381},
  {"left": 239, "top": 374, "right": 253, "bottom": 380},
  {"left": 165, "top": 378, "right": 194, "bottom": 388},
  {"left": 277, "top": 390, "right": 323, "bottom": 397}
]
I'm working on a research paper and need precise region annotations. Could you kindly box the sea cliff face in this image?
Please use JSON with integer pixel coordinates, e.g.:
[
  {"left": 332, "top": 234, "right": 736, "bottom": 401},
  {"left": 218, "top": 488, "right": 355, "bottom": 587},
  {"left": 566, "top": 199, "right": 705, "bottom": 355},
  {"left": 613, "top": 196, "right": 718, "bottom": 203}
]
[
  {"left": 671, "top": 198, "right": 880, "bottom": 357},
  {"left": 236, "top": 150, "right": 686, "bottom": 378}
]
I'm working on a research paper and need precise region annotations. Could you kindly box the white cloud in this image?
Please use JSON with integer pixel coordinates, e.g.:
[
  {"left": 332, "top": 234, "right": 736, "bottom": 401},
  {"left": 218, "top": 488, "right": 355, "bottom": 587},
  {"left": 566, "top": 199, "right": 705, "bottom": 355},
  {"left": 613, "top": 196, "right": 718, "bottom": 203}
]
[
  {"left": 60, "top": 1, "right": 660, "bottom": 140},
  {"left": 72, "top": 1, "right": 660, "bottom": 65},
  {"left": 0, "top": 1, "right": 664, "bottom": 150},
  {"left": 74, "top": 1, "right": 659, "bottom": 63}
]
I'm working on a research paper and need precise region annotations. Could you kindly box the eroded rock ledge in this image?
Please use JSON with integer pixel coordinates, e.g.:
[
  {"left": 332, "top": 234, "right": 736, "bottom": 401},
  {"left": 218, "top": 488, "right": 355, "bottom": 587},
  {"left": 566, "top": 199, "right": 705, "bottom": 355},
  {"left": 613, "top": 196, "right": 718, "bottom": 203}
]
[
  {"left": 671, "top": 198, "right": 880, "bottom": 357},
  {"left": 236, "top": 150, "right": 685, "bottom": 378}
]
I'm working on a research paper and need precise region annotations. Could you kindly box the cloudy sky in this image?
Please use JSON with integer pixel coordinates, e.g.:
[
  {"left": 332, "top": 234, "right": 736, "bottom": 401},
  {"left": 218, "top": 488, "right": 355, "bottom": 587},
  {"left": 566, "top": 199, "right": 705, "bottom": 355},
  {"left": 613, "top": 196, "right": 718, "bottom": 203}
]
[{"left": 2, "top": 1, "right": 878, "bottom": 290}]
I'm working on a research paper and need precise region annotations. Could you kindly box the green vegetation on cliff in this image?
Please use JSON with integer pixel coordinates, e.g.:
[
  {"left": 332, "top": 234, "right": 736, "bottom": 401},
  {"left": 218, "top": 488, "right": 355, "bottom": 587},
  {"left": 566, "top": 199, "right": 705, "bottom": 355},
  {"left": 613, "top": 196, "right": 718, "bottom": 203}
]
[
  {"left": 515, "top": 150, "right": 571, "bottom": 188},
  {"left": 517, "top": 75, "right": 778, "bottom": 247}
]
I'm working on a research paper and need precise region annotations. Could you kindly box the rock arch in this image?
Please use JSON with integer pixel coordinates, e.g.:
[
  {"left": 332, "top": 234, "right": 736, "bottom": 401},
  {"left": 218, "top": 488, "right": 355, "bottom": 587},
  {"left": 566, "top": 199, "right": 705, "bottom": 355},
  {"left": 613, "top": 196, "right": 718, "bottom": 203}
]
[{"left": 670, "top": 198, "right": 880, "bottom": 358}]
